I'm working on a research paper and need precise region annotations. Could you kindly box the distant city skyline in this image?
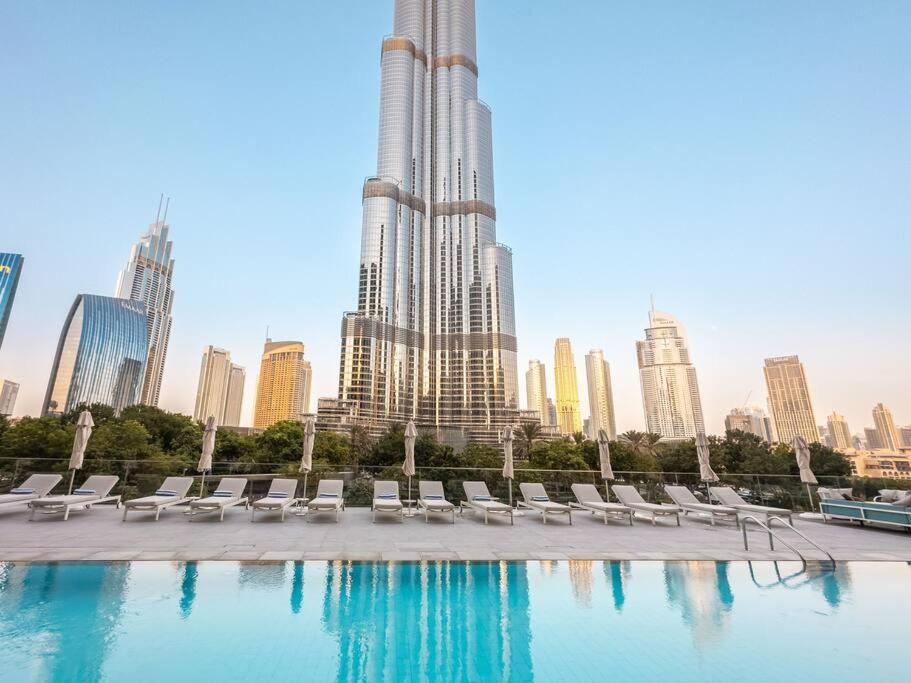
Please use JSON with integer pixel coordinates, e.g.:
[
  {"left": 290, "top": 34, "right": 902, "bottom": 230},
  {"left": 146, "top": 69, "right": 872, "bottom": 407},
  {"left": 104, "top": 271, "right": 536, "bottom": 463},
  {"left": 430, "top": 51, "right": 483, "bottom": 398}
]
[{"left": 1, "top": 1, "right": 908, "bottom": 435}]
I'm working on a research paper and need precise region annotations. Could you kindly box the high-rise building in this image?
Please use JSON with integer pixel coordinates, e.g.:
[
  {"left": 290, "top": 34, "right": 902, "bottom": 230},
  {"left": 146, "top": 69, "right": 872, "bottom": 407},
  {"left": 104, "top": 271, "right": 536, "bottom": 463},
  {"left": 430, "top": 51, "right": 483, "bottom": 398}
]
[
  {"left": 115, "top": 202, "right": 175, "bottom": 407},
  {"left": 525, "top": 360, "right": 551, "bottom": 426},
  {"left": 864, "top": 427, "right": 883, "bottom": 450},
  {"left": 253, "top": 340, "right": 311, "bottom": 429},
  {"left": 585, "top": 349, "right": 617, "bottom": 440},
  {"left": 636, "top": 310, "right": 705, "bottom": 440},
  {"left": 331, "top": 0, "right": 518, "bottom": 441},
  {"left": 763, "top": 355, "right": 819, "bottom": 444},
  {"left": 546, "top": 399, "right": 557, "bottom": 428},
  {"left": 193, "top": 346, "right": 232, "bottom": 424},
  {"left": 899, "top": 426, "right": 911, "bottom": 449},
  {"left": 826, "top": 412, "right": 852, "bottom": 450},
  {"left": 871, "top": 403, "right": 900, "bottom": 452},
  {"left": 724, "top": 407, "right": 774, "bottom": 442},
  {"left": 0, "top": 379, "right": 19, "bottom": 416},
  {"left": 223, "top": 364, "right": 245, "bottom": 427},
  {"left": 0, "top": 253, "right": 24, "bottom": 350},
  {"left": 42, "top": 295, "right": 148, "bottom": 415},
  {"left": 553, "top": 338, "right": 582, "bottom": 435}
]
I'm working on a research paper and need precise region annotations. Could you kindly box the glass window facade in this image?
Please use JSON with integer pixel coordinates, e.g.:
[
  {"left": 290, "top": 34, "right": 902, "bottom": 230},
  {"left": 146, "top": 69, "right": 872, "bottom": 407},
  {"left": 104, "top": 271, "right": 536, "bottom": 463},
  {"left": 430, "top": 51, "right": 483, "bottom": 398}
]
[
  {"left": 0, "top": 253, "right": 24, "bottom": 350},
  {"left": 42, "top": 295, "right": 149, "bottom": 415}
]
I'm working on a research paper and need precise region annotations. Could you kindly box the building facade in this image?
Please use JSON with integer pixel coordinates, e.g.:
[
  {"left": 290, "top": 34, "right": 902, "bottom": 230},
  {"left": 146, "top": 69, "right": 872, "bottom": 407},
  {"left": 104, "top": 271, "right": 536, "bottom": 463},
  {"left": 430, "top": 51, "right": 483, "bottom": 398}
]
[
  {"left": 42, "top": 295, "right": 148, "bottom": 415},
  {"left": 193, "top": 346, "right": 233, "bottom": 424},
  {"left": 585, "top": 349, "right": 617, "bottom": 439},
  {"left": 223, "top": 364, "right": 246, "bottom": 427},
  {"left": 872, "top": 403, "right": 900, "bottom": 452},
  {"left": 331, "top": 0, "right": 518, "bottom": 441},
  {"left": 525, "top": 360, "right": 551, "bottom": 426},
  {"left": 553, "top": 338, "right": 582, "bottom": 435},
  {"left": 0, "top": 379, "right": 19, "bottom": 416},
  {"left": 901, "top": 426, "right": 911, "bottom": 449},
  {"left": 253, "top": 340, "right": 311, "bottom": 429},
  {"left": 636, "top": 310, "right": 705, "bottom": 440},
  {"left": 724, "top": 407, "right": 774, "bottom": 442},
  {"left": 826, "top": 412, "right": 852, "bottom": 450},
  {"left": 763, "top": 355, "right": 819, "bottom": 444},
  {"left": 115, "top": 209, "right": 175, "bottom": 407},
  {"left": 0, "top": 253, "right": 24, "bottom": 350}
]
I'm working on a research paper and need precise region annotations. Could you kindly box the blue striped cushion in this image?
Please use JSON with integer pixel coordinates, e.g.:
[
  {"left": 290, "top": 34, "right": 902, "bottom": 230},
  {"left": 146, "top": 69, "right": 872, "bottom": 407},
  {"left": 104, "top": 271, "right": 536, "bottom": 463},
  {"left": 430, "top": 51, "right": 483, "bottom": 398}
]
[
  {"left": 155, "top": 489, "right": 178, "bottom": 497},
  {"left": 423, "top": 495, "right": 444, "bottom": 500},
  {"left": 531, "top": 496, "right": 550, "bottom": 502},
  {"left": 267, "top": 492, "right": 289, "bottom": 499},
  {"left": 377, "top": 493, "right": 398, "bottom": 499},
  {"left": 473, "top": 495, "right": 492, "bottom": 501},
  {"left": 10, "top": 488, "right": 36, "bottom": 495},
  {"left": 318, "top": 492, "right": 339, "bottom": 498},
  {"left": 73, "top": 489, "right": 96, "bottom": 495},
  {"left": 212, "top": 491, "right": 234, "bottom": 498}
]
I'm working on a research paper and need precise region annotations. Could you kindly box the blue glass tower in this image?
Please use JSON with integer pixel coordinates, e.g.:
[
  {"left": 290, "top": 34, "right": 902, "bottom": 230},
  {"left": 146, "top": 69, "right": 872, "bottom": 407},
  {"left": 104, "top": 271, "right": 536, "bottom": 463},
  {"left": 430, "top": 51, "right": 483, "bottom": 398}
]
[
  {"left": 42, "top": 294, "right": 149, "bottom": 415},
  {"left": 0, "top": 253, "right": 24, "bottom": 350}
]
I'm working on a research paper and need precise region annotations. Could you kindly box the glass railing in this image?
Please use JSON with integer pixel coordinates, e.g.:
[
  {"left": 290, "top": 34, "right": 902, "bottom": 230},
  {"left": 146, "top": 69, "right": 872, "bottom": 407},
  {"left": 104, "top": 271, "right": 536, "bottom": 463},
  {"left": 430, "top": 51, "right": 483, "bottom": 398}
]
[{"left": 1, "top": 456, "right": 908, "bottom": 511}]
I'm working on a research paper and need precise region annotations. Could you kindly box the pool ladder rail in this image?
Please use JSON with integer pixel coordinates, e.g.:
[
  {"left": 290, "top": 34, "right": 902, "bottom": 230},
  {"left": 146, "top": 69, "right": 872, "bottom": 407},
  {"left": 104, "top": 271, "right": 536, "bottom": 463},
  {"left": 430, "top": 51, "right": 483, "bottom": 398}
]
[{"left": 740, "top": 515, "right": 835, "bottom": 563}]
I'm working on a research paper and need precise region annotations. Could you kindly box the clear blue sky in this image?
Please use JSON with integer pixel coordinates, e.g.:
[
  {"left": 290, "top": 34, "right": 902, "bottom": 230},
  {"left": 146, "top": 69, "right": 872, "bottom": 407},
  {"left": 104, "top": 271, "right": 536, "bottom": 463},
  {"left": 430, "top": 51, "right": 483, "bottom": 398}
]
[{"left": 1, "top": 0, "right": 908, "bottom": 436}]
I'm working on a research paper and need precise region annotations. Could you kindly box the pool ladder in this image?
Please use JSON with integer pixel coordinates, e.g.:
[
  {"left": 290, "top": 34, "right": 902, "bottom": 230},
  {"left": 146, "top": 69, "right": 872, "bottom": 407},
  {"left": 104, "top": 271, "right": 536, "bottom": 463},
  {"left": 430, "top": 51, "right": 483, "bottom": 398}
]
[{"left": 740, "top": 515, "right": 835, "bottom": 563}]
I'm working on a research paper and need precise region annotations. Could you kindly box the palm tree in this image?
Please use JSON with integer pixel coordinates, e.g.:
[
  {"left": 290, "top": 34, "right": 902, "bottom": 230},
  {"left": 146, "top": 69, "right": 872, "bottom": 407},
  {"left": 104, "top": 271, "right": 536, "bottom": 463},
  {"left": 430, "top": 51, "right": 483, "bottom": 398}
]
[
  {"left": 516, "top": 421, "right": 543, "bottom": 459},
  {"left": 619, "top": 430, "right": 662, "bottom": 458},
  {"left": 572, "top": 431, "right": 586, "bottom": 445}
]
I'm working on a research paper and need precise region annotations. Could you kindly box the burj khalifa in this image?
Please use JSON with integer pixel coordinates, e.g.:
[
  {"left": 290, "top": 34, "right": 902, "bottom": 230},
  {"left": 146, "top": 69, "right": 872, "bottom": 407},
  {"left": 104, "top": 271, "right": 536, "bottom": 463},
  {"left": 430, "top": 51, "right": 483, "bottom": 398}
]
[{"left": 334, "top": 0, "right": 519, "bottom": 439}]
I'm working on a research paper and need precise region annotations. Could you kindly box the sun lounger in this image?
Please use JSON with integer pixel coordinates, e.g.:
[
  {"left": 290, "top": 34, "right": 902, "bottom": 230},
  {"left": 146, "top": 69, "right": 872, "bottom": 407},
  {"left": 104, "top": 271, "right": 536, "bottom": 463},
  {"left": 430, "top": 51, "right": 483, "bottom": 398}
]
[
  {"left": 611, "top": 485, "right": 681, "bottom": 526},
  {"left": 709, "top": 486, "right": 793, "bottom": 524},
  {"left": 820, "top": 498, "right": 911, "bottom": 531},
  {"left": 187, "top": 478, "right": 248, "bottom": 521},
  {"left": 417, "top": 481, "right": 455, "bottom": 523},
  {"left": 518, "top": 482, "right": 572, "bottom": 524},
  {"left": 459, "top": 481, "right": 514, "bottom": 525},
  {"left": 0, "top": 474, "right": 63, "bottom": 513},
  {"left": 29, "top": 475, "right": 121, "bottom": 521},
  {"left": 664, "top": 485, "right": 740, "bottom": 527},
  {"left": 251, "top": 478, "right": 300, "bottom": 521},
  {"left": 569, "top": 484, "right": 633, "bottom": 525},
  {"left": 307, "top": 479, "right": 345, "bottom": 522},
  {"left": 122, "top": 476, "right": 195, "bottom": 521},
  {"left": 372, "top": 481, "right": 404, "bottom": 522}
]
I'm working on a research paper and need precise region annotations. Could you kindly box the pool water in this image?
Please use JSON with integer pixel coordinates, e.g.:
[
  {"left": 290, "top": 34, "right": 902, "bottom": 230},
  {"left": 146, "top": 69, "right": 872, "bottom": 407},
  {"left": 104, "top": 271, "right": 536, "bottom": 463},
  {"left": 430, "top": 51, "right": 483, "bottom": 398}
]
[{"left": 0, "top": 561, "right": 907, "bottom": 682}]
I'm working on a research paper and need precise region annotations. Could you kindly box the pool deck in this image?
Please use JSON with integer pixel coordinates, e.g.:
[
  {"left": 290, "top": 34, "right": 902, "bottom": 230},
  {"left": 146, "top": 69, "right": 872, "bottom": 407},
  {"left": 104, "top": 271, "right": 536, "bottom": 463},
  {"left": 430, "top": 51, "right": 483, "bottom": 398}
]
[{"left": 0, "top": 503, "right": 908, "bottom": 562}]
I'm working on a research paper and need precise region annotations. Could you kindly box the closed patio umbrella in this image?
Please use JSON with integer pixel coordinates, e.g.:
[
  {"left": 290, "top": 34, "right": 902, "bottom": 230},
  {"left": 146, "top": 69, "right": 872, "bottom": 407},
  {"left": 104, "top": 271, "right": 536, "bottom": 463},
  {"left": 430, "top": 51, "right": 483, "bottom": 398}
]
[
  {"left": 197, "top": 416, "right": 217, "bottom": 498},
  {"left": 502, "top": 425, "right": 515, "bottom": 509},
  {"left": 597, "top": 429, "right": 614, "bottom": 500},
  {"left": 403, "top": 420, "right": 417, "bottom": 515},
  {"left": 68, "top": 410, "right": 94, "bottom": 494},
  {"left": 793, "top": 435, "right": 817, "bottom": 511},
  {"left": 300, "top": 417, "right": 315, "bottom": 505},
  {"left": 696, "top": 432, "right": 719, "bottom": 503}
]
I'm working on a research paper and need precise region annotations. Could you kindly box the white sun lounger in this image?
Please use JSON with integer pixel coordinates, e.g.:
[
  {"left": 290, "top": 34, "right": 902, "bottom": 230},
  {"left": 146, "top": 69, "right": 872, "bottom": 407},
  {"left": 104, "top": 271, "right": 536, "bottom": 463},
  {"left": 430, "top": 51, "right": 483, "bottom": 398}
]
[
  {"left": 709, "top": 486, "right": 793, "bottom": 524},
  {"left": 29, "top": 475, "right": 121, "bottom": 521},
  {"left": 187, "top": 478, "right": 248, "bottom": 521},
  {"left": 611, "top": 485, "right": 681, "bottom": 526},
  {"left": 665, "top": 485, "right": 740, "bottom": 527},
  {"left": 307, "top": 479, "right": 345, "bottom": 522},
  {"left": 0, "top": 474, "right": 63, "bottom": 513},
  {"left": 518, "top": 482, "right": 572, "bottom": 524},
  {"left": 417, "top": 481, "right": 455, "bottom": 523},
  {"left": 372, "top": 480, "right": 404, "bottom": 522},
  {"left": 460, "top": 481, "right": 514, "bottom": 525},
  {"left": 122, "top": 476, "right": 195, "bottom": 521},
  {"left": 570, "top": 484, "right": 633, "bottom": 525},
  {"left": 251, "top": 478, "right": 300, "bottom": 521}
]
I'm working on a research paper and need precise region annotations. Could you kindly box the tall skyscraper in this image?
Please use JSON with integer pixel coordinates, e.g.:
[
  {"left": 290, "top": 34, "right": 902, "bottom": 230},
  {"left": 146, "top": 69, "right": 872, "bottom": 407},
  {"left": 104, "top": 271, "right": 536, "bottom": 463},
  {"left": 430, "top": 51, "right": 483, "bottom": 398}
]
[
  {"left": 554, "top": 338, "right": 582, "bottom": 435},
  {"left": 826, "top": 412, "right": 852, "bottom": 450},
  {"left": 0, "top": 253, "right": 24, "bottom": 350},
  {"left": 636, "top": 310, "right": 705, "bottom": 440},
  {"left": 0, "top": 379, "right": 19, "bottom": 416},
  {"left": 42, "top": 295, "right": 148, "bottom": 415},
  {"left": 872, "top": 403, "right": 900, "bottom": 452},
  {"left": 253, "top": 340, "right": 311, "bottom": 429},
  {"left": 332, "top": 0, "right": 518, "bottom": 440},
  {"left": 724, "top": 407, "right": 774, "bottom": 442},
  {"left": 546, "top": 399, "right": 557, "bottom": 428},
  {"left": 900, "top": 426, "right": 911, "bottom": 449},
  {"left": 223, "top": 364, "right": 246, "bottom": 427},
  {"left": 193, "top": 346, "right": 232, "bottom": 424},
  {"left": 864, "top": 427, "right": 883, "bottom": 450},
  {"left": 115, "top": 201, "right": 175, "bottom": 407},
  {"left": 585, "top": 349, "right": 617, "bottom": 439},
  {"left": 525, "top": 360, "right": 551, "bottom": 426},
  {"left": 763, "top": 355, "right": 819, "bottom": 444}
]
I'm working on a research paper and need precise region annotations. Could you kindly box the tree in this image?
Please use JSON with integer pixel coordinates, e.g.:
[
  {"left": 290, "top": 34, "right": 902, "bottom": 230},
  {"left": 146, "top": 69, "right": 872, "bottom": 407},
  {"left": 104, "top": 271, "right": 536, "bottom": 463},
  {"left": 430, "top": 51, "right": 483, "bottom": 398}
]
[
  {"left": 526, "top": 440, "right": 588, "bottom": 471},
  {"left": 619, "top": 430, "right": 663, "bottom": 460},
  {"left": 85, "top": 420, "right": 154, "bottom": 461},
  {"left": 516, "top": 422, "right": 543, "bottom": 459},
  {"left": 64, "top": 402, "right": 116, "bottom": 425},
  {"left": 256, "top": 421, "right": 306, "bottom": 463},
  {"left": 313, "top": 431, "right": 351, "bottom": 468},
  {"left": 120, "top": 405, "right": 199, "bottom": 453},
  {"left": 805, "top": 442, "right": 851, "bottom": 478},
  {"left": 571, "top": 431, "right": 586, "bottom": 445}
]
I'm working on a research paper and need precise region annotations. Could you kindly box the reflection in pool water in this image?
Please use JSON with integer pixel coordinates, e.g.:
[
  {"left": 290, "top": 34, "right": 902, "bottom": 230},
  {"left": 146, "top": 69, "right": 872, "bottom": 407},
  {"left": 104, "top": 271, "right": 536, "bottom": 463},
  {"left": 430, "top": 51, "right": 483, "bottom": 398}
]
[{"left": 0, "top": 561, "right": 907, "bottom": 682}]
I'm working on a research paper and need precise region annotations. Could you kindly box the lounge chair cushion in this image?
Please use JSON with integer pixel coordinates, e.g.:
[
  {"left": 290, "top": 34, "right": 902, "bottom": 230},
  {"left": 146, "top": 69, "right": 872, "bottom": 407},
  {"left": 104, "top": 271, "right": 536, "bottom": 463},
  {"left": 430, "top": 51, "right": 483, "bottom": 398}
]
[
  {"left": 893, "top": 493, "right": 911, "bottom": 507},
  {"left": 473, "top": 495, "right": 492, "bottom": 501},
  {"left": 817, "top": 487, "right": 855, "bottom": 501},
  {"left": 155, "top": 489, "right": 179, "bottom": 497},
  {"left": 212, "top": 491, "right": 234, "bottom": 497},
  {"left": 73, "top": 489, "right": 96, "bottom": 495},
  {"left": 267, "top": 492, "right": 290, "bottom": 498},
  {"left": 531, "top": 496, "right": 549, "bottom": 502},
  {"left": 878, "top": 489, "right": 904, "bottom": 503},
  {"left": 10, "top": 488, "right": 35, "bottom": 495}
]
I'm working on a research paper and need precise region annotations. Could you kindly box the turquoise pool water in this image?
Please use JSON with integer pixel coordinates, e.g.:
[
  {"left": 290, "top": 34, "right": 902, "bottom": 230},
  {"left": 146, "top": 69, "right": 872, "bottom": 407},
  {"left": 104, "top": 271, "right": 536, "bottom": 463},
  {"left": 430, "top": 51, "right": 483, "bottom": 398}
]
[{"left": 0, "top": 561, "right": 907, "bottom": 682}]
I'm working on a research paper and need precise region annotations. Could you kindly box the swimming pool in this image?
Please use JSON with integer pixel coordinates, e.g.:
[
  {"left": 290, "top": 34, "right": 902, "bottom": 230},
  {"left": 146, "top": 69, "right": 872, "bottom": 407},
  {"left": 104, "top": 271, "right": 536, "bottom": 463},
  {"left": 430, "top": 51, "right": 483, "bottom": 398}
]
[{"left": 0, "top": 561, "right": 906, "bottom": 682}]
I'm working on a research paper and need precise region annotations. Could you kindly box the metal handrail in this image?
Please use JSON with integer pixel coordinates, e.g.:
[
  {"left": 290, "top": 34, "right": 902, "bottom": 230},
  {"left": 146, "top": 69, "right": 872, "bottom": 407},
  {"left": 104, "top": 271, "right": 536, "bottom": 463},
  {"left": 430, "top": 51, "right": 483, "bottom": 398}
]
[{"left": 741, "top": 515, "right": 835, "bottom": 562}]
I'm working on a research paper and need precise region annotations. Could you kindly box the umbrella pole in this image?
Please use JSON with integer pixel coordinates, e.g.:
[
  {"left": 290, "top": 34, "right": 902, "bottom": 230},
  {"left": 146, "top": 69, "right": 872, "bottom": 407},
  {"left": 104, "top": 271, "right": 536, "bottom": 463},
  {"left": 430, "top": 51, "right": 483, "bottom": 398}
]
[
  {"left": 303, "top": 472, "right": 309, "bottom": 509},
  {"left": 706, "top": 481, "right": 712, "bottom": 505},
  {"left": 68, "top": 469, "right": 76, "bottom": 495},
  {"left": 604, "top": 480, "right": 610, "bottom": 502},
  {"left": 806, "top": 483, "right": 815, "bottom": 512},
  {"left": 199, "top": 471, "right": 208, "bottom": 499},
  {"left": 508, "top": 479, "right": 513, "bottom": 509}
]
